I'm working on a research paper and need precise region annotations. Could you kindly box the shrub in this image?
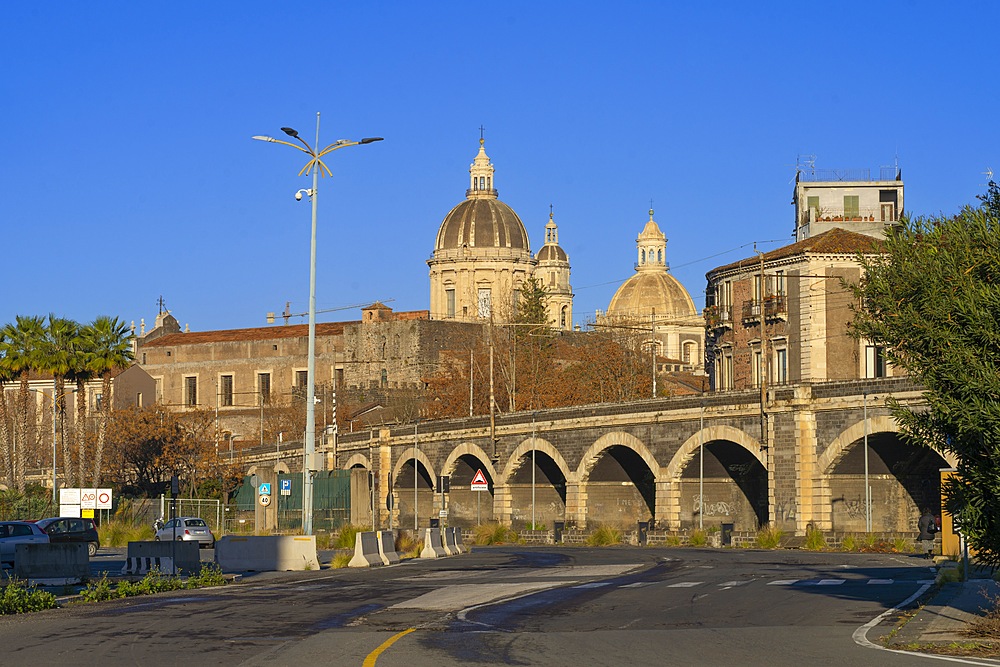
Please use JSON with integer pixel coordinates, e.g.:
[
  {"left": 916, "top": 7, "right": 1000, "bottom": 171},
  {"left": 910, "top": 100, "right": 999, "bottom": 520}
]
[
  {"left": 99, "top": 519, "right": 155, "bottom": 547},
  {"left": 756, "top": 525, "right": 784, "bottom": 549},
  {"left": 395, "top": 530, "right": 422, "bottom": 558},
  {"left": 665, "top": 534, "right": 682, "bottom": 547},
  {"left": 0, "top": 579, "right": 57, "bottom": 614},
  {"left": 804, "top": 527, "right": 827, "bottom": 551},
  {"left": 81, "top": 574, "right": 119, "bottom": 602},
  {"left": 187, "top": 563, "right": 226, "bottom": 588},
  {"left": 586, "top": 525, "right": 622, "bottom": 546},
  {"left": 334, "top": 524, "right": 366, "bottom": 550},
  {"left": 473, "top": 522, "right": 517, "bottom": 545},
  {"left": 330, "top": 552, "right": 352, "bottom": 568},
  {"left": 688, "top": 529, "right": 707, "bottom": 547},
  {"left": 892, "top": 537, "right": 914, "bottom": 554}
]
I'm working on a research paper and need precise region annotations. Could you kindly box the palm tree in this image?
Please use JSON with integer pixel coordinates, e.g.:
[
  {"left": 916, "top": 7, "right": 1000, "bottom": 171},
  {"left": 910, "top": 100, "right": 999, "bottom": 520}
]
[
  {"left": 0, "top": 341, "right": 14, "bottom": 489},
  {"left": 67, "top": 334, "right": 96, "bottom": 490},
  {"left": 82, "top": 316, "right": 134, "bottom": 486},
  {"left": 41, "top": 315, "right": 80, "bottom": 489},
  {"left": 0, "top": 315, "right": 47, "bottom": 492}
]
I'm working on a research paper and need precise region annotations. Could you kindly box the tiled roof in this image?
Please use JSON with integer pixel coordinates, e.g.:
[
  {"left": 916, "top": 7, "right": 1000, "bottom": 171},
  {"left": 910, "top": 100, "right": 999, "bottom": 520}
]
[
  {"left": 141, "top": 322, "right": 349, "bottom": 347},
  {"left": 710, "top": 228, "right": 884, "bottom": 275}
]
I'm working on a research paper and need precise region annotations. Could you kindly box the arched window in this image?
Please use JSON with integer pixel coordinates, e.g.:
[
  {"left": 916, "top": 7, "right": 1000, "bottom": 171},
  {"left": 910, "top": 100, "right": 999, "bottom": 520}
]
[
  {"left": 641, "top": 250, "right": 646, "bottom": 263},
  {"left": 560, "top": 306, "right": 568, "bottom": 328},
  {"left": 658, "top": 250, "right": 663, "bottom": 264},
  {"left": 487, "top": 177, "right": 491, "bottom": 190},
  {"left": 480, "top": 176, "right": 486, "bottom": 190}
]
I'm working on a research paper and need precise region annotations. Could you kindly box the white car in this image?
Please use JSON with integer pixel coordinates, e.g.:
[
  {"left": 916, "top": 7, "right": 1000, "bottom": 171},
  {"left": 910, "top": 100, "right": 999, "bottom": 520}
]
[
  {"left": 154, "top": 517, "right": 215, "bottom": 548},
  {"left": 0, "top": 521, "right": 50, "bottom": 566}
]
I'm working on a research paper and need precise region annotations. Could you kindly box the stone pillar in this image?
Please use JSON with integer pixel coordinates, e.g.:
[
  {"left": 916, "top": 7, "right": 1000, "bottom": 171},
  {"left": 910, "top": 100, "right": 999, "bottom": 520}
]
[
  {"left": 564, "top": 475, "right": 586, "bottom": 528},
  {"left": 254, "top": 468, "right": 277, "bottom": 534},
  {"left": 655, "top": 479, "right": 676, "bottom": 530},
  {"left": 494, "top": 483, "right": 512, "bottom": 527}
]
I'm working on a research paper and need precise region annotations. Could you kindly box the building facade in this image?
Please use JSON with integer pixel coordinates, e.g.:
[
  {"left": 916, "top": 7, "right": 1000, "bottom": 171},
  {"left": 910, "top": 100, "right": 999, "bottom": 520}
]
[{"left": 705, "top": 168, "right": 903, "bottom": 391}]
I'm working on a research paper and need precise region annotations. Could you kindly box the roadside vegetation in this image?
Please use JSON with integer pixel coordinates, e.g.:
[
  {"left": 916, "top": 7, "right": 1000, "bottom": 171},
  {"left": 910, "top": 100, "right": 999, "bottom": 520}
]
[
  {"left": 585, "top": 524, "right": 621, "bottom": 546},
  {"left": 80, "top": 564, "right": 227, "bottom": 602},
  {"left": 0, "top": 579, "right": 57, "bottom": 614},
  {"left": 473, "top": 522, "right": 518, "bottom": 545}
]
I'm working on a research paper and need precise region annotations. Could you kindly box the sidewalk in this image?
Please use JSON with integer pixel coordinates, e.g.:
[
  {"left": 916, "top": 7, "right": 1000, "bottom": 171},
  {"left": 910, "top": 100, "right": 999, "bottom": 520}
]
[{"left": 891, "top": 578, "right": 1000, "bottom": 646}]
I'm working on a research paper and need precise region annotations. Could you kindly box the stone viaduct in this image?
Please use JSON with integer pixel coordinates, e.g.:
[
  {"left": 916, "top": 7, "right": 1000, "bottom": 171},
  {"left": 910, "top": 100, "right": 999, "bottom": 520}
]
[{"left": 245, "top": 377, "right": 950, "bottom": 536}]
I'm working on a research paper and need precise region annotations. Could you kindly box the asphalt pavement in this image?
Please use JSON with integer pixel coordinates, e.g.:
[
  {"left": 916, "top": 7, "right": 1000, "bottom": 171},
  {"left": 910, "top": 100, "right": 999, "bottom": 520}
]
[{"left": 892, "top": 577, "right": 1000, "bottom": 647}]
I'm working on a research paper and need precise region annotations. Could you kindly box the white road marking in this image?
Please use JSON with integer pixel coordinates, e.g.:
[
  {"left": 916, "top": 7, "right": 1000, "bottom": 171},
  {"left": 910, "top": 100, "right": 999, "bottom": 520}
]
[
  {"left": 719, "top": 580, "right": 750, "bottom": 588},
  {"left": 574, "top": 582, "right": 611, "bottom": 589},
  {"left": 666, "top": 581, "right": 703, "bottom": 588},
  {"left": 818, "top": 579, "right": 846, "bottom": 585},
  {"left": 867, "top": 579, "right": 894, "bottom": 585},
  {"left": 768, "top": 579, "right": 799, "bottom": 586},
  {"left": 392, "top": 582, "right": 568, "bottom": 611}
]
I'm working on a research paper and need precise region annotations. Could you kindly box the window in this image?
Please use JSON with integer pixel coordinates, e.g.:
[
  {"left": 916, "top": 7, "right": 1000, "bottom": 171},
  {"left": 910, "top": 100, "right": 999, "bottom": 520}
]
[
  {"left": 844, "top": 195, "right": 860, "bottom": 219},
  {"left": 560, "top": 306, "right": 568, "bottom": 328},
  {"left": 477, "top": 288, "right": 492, "bottom": 318},
  {"left": 381, "top": 369, "right": 388, "bottom": 387},
  {"left": 774, "top": 270, "right": 785, "bottom": 296},
  {"left": 221, "top": 375, "right": 233, "bottom": 407},
  {"left": 94, "top": 393, "right": 103, "bottom": 411},
  {"left": 683, "top": 341, "right": 694, "bottom": 364},
  {"left": 296, "top": 370, "right": 308, "bottom": 389},
  {"left": 753, "top": 350, "right": 762, "bottom": 388},
  {"left": 807, "top": 196, "right": 820, "bottom": 219},
  {"left": 136, "top": 392, "right": 142, "bottom": 407},
  {"left": 446, "top": 289, "right": 456, "bottom": 318},
  {"left": 258, "top": 373, "right": 271, "bottom": 404},
  {"left": 775, "top": 348, "right": 788, "bottom": 384},
  {"left": 185, "top": 377, "right": 197, "bottom": 407},
  {"left": 549, "top": 271, "right": 555, "bottom": 287},
  {"left": 658, "top": 249, "right": 662, "bottom": 264},
  {"left": 335, "top": 368, "right": 344, "bottom": 388},
  {"left": 865, "top": 345, "right": 887, "bottom": 378}
]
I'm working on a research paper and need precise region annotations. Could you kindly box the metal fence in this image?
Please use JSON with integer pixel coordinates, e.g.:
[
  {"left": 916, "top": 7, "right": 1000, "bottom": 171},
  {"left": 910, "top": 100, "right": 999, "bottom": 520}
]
[{"left": 157, "top": 496, "right": 222, "bottom": 533}]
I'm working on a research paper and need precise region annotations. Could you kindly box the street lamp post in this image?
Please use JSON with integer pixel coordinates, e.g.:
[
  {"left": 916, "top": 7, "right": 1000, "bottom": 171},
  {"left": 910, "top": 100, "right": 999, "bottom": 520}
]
[
  {"left": 413, "top": 421, "right": 420, "bottom": 532},
  {"left": 254, "top": 115, "right": 382, "bottom": 535},
  {"left": 531, "top": 412, "right": 537, "bottom": 530},
  {"left": 863, "top": 392, "right": 873, "bottom": 533}
]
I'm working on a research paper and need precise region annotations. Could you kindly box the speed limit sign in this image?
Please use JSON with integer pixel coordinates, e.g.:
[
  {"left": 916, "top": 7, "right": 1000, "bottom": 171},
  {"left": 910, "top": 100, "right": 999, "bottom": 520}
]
[{"left": 259, "top": 494, "right": 271, "bottom": 507}]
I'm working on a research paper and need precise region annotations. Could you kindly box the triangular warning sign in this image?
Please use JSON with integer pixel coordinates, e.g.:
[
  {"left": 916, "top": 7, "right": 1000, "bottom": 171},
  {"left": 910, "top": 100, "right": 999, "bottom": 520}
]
[{"left": 471, "top": 469, "right": 489, "bottom": 487}]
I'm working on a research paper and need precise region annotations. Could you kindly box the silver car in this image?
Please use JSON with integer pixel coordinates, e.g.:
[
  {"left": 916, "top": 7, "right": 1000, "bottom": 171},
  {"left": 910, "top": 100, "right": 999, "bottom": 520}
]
[
  {"left": 0, "top": 521, "right": 50, "bottom": 565},
  {"left": 154, "top": 517, "right": 215, "bottom": 548}
]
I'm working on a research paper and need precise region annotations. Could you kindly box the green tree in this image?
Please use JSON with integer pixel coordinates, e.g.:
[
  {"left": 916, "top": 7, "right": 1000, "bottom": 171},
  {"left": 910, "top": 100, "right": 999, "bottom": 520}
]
[
  {"left": 82, "top": 316, "right": 134, "bottom": 486},
  {"left": 515, "top": 276, "right": 550, "bottom": 325},
  {"left": 849, "top": 194, "right": 1000, "bottom": 564}
]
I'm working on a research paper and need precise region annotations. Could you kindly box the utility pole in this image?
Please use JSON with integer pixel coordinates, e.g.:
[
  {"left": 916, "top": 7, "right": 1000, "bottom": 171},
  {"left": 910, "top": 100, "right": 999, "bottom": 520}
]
[{"left": 489, "top": 313, "right": 498, "bottom": 462}]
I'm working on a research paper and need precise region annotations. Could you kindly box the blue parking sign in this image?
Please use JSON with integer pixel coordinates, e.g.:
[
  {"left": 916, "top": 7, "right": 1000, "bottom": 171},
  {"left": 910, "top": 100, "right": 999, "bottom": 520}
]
[
  {"left": 259, "top": 482, "right": 271, "bottom": 496},
  {"left": 280, "top": 479, "right": 291, "bottom": 492}
]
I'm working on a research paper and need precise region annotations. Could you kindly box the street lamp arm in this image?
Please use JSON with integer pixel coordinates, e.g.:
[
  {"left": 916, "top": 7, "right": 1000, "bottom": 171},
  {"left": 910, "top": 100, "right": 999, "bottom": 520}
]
[{"left": 251, "top": 136, "right": 312, "bottom": 153}]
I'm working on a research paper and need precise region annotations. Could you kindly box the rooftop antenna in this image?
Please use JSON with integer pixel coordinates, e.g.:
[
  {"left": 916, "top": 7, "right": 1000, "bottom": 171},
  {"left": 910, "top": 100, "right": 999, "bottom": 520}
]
[
  {"left": 790, "top": 154, "right": 816, "bottom": 184},
  {"left": 157, "top": 295, "right": 166, "bottom": 315}
]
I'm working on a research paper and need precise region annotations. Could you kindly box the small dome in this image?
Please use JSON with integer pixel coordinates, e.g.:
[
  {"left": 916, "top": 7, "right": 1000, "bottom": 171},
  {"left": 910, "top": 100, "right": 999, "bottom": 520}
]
[
  {"left": 607, "top": 270, "right": 697, "bottom": 319},
  {"left": 536, "top": 244, "right": 568, "bottom": 262},
  {"left": 435, "top": 198, "right": 530, "bottom": 251}
]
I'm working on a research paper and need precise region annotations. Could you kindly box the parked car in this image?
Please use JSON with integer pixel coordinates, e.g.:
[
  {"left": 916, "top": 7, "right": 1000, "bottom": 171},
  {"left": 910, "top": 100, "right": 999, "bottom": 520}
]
[
  {"left": 155, "top": 517, "right": 215, "bottom": 548},
  {"left": 35, "top": 517, "right": 100, "bottom": 557},
  {"left": 0, "top": 521, "right": 50, "bottom": 565}
]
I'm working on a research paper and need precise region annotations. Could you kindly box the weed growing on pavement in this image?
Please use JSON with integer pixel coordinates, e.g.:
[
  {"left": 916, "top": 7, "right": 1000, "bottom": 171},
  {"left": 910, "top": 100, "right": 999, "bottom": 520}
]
[
  {"left": 334, "top": 524, "right": 366, "bottom": 549},
  {"left": 330, "top": 552, "right": 352, "bottom": 568},
  {"left": 664, "top": 534, "right": 682, "bottom": 546},
  {"left": 688, "top": 529, "right": 707, "bottom": 547},
  {"left": 186, "top": 563, "right": 226, "bottom": 588},
  {"left": 80, "top": 565, "right": 228, "bottom": 602},
  {"left": 0, "top": 578, "right": 57, "bottom": 614},
  {"left": 841, "top": 534, "right": 858, "bottom": 551},
  {"left": 805, "top": 527, "right": 827, "bottom": 550},
  {"left": 586, "top": 525, "right": 622, "bottom": 546},
  {"left": 473, "top": 522, "right": 518, "bottom": 545},
  {"left": 80, "top": 574, "right": 118, "bottom": 602},
  {"left": 395, "top": 530, "right": 420, "bottom": 557},
  {"left": 98, "top": 519, "right": 154, "bottom": 547},
  {"left": 756, "top": 526, "right": 784, "bottom": 549}
]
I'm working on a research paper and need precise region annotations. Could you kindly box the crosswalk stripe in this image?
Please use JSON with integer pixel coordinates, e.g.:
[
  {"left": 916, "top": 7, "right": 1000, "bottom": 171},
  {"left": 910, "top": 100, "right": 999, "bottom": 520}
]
[
  {"left": 818, "top": 579, "right": 846, "bottom": 585},
  {"left": 867, "top": 579, "right": 894, "bottom": 585},
  {"left": 768, "top": 579, "right": 799, "bottom": 586},
  {"left": 719, "top": 581, "right": 750, "bottom": 588},
  {"left": 574, "top": 582, "right": 611, "bottom": 589},
  {"left": 666, "top": 581, "right": 703, "bottom": 588}
]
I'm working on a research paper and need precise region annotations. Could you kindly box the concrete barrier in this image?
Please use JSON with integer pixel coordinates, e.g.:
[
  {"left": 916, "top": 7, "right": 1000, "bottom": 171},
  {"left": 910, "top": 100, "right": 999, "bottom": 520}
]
[
  {"left": 420, "top": 527, "right": 447, "bottom": 559},
  {"left": 348, "top": 531, "right": 383, "bottom": 568},
  {"left": 122, "top": 556, "right": 175, "bottom": 576},
  {"left": 126, "top": 541, "right": 201, "bottom": 575},
  {"left": 214, "top": 535, "right": 319, "bottom": 572},
  {"left": 14, "top": 543, "right": 89, "bottom": 580},
  {"left": 445, "top": 527, "right": 464, "bottom": 555},
  {"left": 377, "top": 530, "right": 400, "bottom": 565}
]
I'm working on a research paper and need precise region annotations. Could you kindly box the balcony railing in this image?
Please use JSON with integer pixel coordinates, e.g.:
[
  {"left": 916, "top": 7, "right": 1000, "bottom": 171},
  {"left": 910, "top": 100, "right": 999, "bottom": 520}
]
[
  {"left": 742, "top": 296, "right": 787, "bottom": 323},
  {"left": 705, "top": 305, "right": 732, "bottom": 329}
]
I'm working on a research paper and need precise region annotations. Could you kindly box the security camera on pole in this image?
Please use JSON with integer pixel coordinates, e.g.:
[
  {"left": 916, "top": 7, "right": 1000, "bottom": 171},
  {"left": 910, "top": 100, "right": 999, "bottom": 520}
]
[{"left": 253, "top": 116, "right": 382, "bottom": 534}]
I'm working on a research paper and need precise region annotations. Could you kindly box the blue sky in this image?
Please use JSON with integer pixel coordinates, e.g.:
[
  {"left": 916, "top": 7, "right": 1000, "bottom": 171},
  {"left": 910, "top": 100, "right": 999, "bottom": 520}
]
[{"left": 3, "top": 2, "right": 997, "bottom": 333}]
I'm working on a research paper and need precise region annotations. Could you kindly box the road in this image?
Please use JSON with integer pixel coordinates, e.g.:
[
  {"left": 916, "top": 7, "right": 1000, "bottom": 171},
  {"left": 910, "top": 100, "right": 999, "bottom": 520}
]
[{"left": 2, "top": 546, "right": 941, "bottom": 666}]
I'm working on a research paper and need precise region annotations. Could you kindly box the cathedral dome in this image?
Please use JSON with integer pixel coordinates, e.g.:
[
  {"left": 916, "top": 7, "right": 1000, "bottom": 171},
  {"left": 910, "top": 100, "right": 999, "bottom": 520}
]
[
  {"left": 607, "top": 271, "right": 697, "bottom": 318},
  {"left": 435, "top": 198, "right": 530, "bottom": 251},
  {"left": 433, "top": 137, "right": 531, "bottom": 253},
  {"left": 606, "top": 209, "right": 697, "bottom": 319},
  {"left": 536, "top": 243, "right": 568, "bottom": 262}
]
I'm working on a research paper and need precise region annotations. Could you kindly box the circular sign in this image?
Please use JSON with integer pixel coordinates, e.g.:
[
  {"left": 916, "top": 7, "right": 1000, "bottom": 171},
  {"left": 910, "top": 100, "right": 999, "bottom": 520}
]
[
  {"left": 98, "top": 492, "right": 110, "bottom": 504},
  {"left": 259, "top": 494, "right": 271, "bottom": 507}
]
